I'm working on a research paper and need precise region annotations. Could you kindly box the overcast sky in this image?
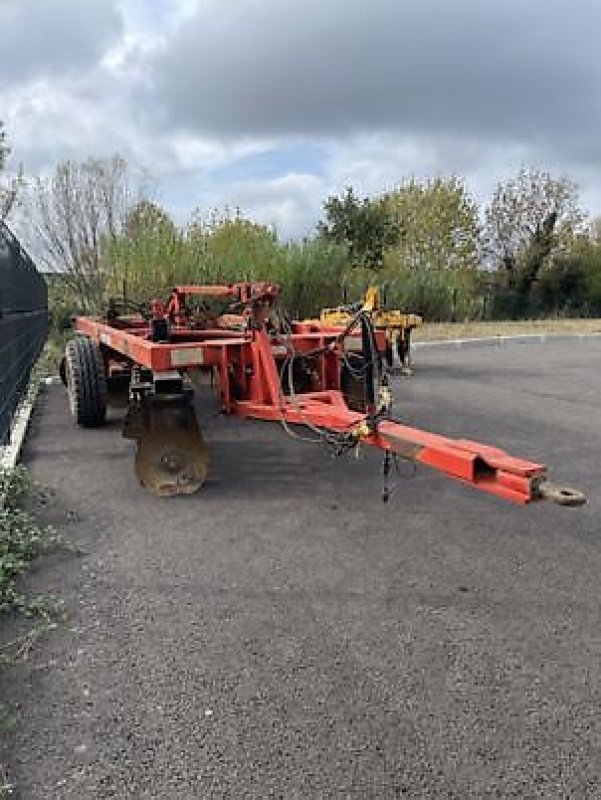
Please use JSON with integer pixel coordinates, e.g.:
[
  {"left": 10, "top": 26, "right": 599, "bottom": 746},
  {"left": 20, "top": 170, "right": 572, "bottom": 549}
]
[{"left": 2, "top": 0, "right": 600, "bottom": 238}]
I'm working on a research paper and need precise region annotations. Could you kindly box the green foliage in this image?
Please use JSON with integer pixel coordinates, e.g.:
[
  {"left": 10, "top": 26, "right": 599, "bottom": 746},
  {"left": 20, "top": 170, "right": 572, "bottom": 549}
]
[
  {"left": 535, "top": 254, "right": 588, "bottom": 315},
  {"left": 275, "top": 240, "right": 350, "bottom": 317},
  {"left": 317, "top": 187, "right": 401, "bottom": 269},
  {"left": 53, "top": 191, "right": 489, "bottom": 325},
  {"left": 39, "top": 160, "right": 601, "bottom": 326},
  {"left": 487, "top": 236, "right": 601, "bottom": 321},
  {"left": 37, "top": 276, "right": 79, "bottom": 378},
  {"left": 485, "top": 168, "right": 584, "bottom": 276},
  {"left": 0, "top": 467, "right": 66, "bottom": 797},
  {"left": 106, "top": 204, "right": 352, "bottom": 318},
  {"left": 46, "top": 275, "right": 79, "bottom": 332},
  {"left": 0, "top": 467, "right": 32, "bottom": 508},
  {"left": 475, "top": 169, "right": 587, "bottom": 318},
  {"left": 0, "top": 468, "right": 63, "bottom": 619},
  {"left": 514, "top": 210, "right": 560, "bottom": 296},
  {"left": 384, "top": 177, "right": 480, "bottom": 272},
  {"left": 360, "top": 177, "right": 484, "bottom": 320},
  {"left": 107, "top": 206, "right": 279, "bottom": 299},
  {"left": 382, "top": 267, "right": 484, "bottom": 322},
  {"left": 107, "top": 200, "right": 190, "bottom": 300},
  {"left": 125, "top": 198, "right": 177, "bottom": 240},
  {"left": 558, "top": 233, "right": 601, "bottom": 316},
  {"left": 200, "top": 216, "right": 280, "bottom": 282}
]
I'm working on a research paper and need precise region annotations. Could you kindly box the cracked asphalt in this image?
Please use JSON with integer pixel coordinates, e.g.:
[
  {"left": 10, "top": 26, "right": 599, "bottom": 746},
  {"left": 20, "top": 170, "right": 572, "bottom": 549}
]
[{"left": 1, "top": 339, "right": 601, "bottom": 799}]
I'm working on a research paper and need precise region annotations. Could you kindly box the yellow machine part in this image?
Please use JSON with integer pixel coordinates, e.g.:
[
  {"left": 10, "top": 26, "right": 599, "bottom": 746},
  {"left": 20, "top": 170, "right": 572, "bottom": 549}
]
[
  {"left": 306, "top": 287, "right": 422, "bottom": 375},
  {"left": 316, "top": 286, "right": 423, "bottom": 332}
]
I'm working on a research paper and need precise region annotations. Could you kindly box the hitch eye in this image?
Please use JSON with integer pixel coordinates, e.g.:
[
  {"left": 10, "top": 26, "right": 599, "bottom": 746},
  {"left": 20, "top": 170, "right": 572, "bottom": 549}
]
[{"left": 538, "top": 481, "right": 586, "bottom": 507}]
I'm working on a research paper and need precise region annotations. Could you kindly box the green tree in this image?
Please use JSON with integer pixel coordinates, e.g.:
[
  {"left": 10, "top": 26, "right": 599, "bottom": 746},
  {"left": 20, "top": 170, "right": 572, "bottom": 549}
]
[
  {"left": 276, "top": 239, "right": 350, "bottom": 317},
  {"left": 108, "top": 200, "right": 187, "bottom": 300},
  {"left": 383, "top": 176, "right": 480, "bottom": 272},
  {"left": 484, "top": 169, "right": 586, "bottom": 317},
  {"left": 110, "top": 206, "right": 285, "bottom": 301},
  {"left": 317, "top": 186, "right": 401, "bottom": 269},
  {"left": 553, "top": 221, "right": 601, "bottom": 316},
  {"left": 535, "top": 254, "right": 587, "bottom": 315},
  {"left": 125, "top": 198, "right": 178, "bottom": 240},
  {"left": 200, "top": 216, "right": 280, "bottom": 281},
  {"left": 484, "top": 168, "right": 585, "bottom": 282}
]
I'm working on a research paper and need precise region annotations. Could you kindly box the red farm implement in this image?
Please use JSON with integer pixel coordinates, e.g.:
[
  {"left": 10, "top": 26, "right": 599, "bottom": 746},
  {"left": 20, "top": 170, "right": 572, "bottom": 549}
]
[{"left": 61, "top": 282, "right": 585, "bottom": 506}]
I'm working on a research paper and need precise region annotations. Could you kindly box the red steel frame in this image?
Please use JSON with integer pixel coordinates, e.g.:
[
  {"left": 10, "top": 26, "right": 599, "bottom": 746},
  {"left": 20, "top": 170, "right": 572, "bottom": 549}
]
[{"left": 74, "top": 283, "right": 574, "bottom": 505}]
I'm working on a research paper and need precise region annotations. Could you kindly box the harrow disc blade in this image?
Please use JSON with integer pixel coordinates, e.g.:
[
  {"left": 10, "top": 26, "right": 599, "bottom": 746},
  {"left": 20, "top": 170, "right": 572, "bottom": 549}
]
[{"left": 135, "top": 425, "right": 209, "bottom": 496}]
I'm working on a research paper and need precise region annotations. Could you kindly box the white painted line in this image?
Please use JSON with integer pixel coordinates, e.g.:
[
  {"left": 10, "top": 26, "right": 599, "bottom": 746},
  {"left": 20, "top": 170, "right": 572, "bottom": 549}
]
[{"left": 413, "top": 332, "right": 601, "bottom": 349}]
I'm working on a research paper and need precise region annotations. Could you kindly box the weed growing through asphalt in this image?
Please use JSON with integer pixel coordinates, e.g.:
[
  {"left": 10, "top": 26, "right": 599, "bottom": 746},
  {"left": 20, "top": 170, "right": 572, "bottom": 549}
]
[
  {"left": 0, "top": 465, "right": 70, "bottom": 771},
  {"left": 0, "top": 466, "right": 66, "bottom": 627}
]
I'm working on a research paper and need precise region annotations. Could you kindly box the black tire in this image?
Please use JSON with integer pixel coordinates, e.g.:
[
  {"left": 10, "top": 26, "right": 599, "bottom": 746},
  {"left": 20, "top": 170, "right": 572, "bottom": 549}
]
[{"left": 64, "top": 337, "right": 108, "bottom": 427}]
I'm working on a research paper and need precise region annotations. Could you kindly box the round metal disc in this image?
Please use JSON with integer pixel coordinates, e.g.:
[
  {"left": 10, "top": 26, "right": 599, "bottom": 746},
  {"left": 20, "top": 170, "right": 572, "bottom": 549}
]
[{"left": 135, "top": 427, "right": 209, "bottom": 496}]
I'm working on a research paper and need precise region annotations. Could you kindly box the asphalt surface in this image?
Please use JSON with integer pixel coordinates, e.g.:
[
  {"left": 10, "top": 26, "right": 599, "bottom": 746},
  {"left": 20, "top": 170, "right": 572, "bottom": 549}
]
[{"left": 2, "top": 339, "right": 601, "bottom": 799}]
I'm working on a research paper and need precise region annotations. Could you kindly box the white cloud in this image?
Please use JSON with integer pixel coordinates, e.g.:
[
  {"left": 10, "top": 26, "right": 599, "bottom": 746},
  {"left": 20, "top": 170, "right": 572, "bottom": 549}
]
[
  {"left": 215, "top": 173, "right": 326, "bottom": 238},
  {"left": 3, "top": 0, "right": 601, "bottom": 240}
]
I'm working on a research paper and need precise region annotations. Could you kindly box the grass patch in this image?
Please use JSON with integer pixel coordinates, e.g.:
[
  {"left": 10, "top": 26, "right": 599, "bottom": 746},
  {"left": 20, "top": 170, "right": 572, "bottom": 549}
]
[{"left": 34, "top": 334, "right": 66, "bottom": 379}]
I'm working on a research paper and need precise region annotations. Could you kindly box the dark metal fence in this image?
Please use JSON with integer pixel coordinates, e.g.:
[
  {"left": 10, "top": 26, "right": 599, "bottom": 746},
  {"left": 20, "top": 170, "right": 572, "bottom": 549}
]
[{"left": 0, "top": 220, "right": 48, "bottom": 444}]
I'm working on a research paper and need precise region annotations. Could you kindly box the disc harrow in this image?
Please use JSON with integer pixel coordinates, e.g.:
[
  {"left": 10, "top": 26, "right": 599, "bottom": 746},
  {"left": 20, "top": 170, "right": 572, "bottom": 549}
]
[{"left": 61, "top": 282, "right": 585, "bottom": 506}]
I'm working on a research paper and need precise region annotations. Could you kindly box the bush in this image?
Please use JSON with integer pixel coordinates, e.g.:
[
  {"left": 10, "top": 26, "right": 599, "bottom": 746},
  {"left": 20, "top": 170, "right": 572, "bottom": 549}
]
[
  {"left": 379, "top": 267, "right": 484, "bottom": 321},
  {"left": 535, "top": 255, "right": 588, "bottom": 316},
  {"left": 275, "top": 240, "right": 350, "bottom": 317},
  {"left": 105, "top": 210, "right": 353, "bottom": 318}
]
